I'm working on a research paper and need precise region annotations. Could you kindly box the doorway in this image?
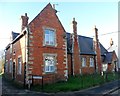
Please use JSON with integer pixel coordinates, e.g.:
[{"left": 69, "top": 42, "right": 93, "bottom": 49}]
[{"left": 12, "top": 62, "right": 15, "bottom": 80}]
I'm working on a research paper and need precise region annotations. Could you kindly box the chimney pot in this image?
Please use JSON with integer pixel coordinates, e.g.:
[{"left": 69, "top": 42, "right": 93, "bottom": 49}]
[
  {"left": 25, "top": 13, "right": 27, "bottom": 17},
  {"left": 73, "top": 18, "right": 75, "bottom": 21},
  {"left": 21, "top": 13, "right": 29, "bottom": 31},
  {"left": 110, "top": 38, "right": 113, "bottom": 46},
  {"left": 72, "top": 18, "right": 77, "bottom": 36},
  {"left": 94, "top": 25, "right": 98, "bottom": 41}
]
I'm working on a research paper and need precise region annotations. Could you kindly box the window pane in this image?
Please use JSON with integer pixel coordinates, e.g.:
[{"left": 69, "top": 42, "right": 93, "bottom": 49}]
[
  {"left": 44, "top": 29, "right": 55, "bottom": 46},
  {"left": 50, "top": 66, "right": 54, "bottom": 72},
  {"left": 45, "top": 30, "right": 49, "bottom": 34},
  {"left": 82, "top": 58, "right": 86, "bottom": 67},
  {"left": 50, "top": 32, "right": 54, "bottom": 45},
  {"left": 90, "top": 58, "right": 94, "bottom": 67},
  {"left": 44, "top": 55, "right": 55, "bottom": 72},
  {"left": 45, "top": 66, "right": 49, "bottom": 72},
  {"left": 18, "top": 57, "right": 22, "bottom": 74},
  {"left": 45, "top": 34, "right": 49, "bottom": 44},
  {"left": 9, "top": 60, "right": 12, "bottom": 73}
]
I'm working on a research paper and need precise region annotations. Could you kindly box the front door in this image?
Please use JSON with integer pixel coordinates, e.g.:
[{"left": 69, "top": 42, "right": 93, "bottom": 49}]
[{"left": 12, "top": 62, "right": 15, "bottom": 80}]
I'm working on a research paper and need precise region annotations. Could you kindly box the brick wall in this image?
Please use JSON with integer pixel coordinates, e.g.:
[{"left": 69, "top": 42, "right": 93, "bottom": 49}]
[
  {"left": 28, "top": 3, "right": 67, "bottom": 84},
  {"left": 5, "top": 34, "right": 26, "bottom": 85},
  {"left": 72, "top": 18, "right": 81, "bottom": 75},
  {"left": 107, "top": 63, "right": 114, "bottom": 72},
  {"left": 67, "top": 54, "right": 73, "bottom": 76},
  {"left": 67, "top": 53, "right": 95, "bottom": 75},
  {"left": 5, "top": 47, "right": 11, "bottom": 78},
  {"left": 11, "top": 34, "right": 26, "bottom": 84},
  {"left": 73, "top": 38, "right": 81, "bottom": 75},
  {"left": 81, "top": 55, "right": 95, "bottom": 74}
]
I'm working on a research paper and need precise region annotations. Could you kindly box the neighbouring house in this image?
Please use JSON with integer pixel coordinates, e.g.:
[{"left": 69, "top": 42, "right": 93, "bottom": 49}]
[
  {"left": 106, "top": 38, "right": 118, "bottom": 72},
  {"left": 4, "top": 3, "right": 118, "bottom": 87}
]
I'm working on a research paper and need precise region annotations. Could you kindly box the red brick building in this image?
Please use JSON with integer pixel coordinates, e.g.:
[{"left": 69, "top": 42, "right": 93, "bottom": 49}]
[{"left": 4, "top": 3, "right": 118, "bottom": 87}]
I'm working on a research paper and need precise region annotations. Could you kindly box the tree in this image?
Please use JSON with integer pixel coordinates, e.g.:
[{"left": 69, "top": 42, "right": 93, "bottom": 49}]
[{"left": 0, "top": 50, "right": 5, "bottom": 74}]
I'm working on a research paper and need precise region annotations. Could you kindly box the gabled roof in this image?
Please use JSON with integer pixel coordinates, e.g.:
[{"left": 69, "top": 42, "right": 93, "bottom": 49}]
[
  {"left": 29, "top": 3, "right": 66, "bottom": 33},
  {"left": 100, "top": 43, "right": 108, "bottom": 55},
  {"left": 66, "top": 32, "right": 107, "bottom": 55},
  {"left": 29, "top": 3, "right": 52, "bottom": 25},
  {"left": 11, "top": 31, "right": 19, "bottom": 40}
]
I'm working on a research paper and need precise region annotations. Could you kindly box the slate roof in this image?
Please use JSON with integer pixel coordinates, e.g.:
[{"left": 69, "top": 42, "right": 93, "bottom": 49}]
[
  {"left": 78, "top": 35, "right": 95, "bottom": 55},
  {"left": 66, "top": 32, "right": 108, "bottom": 55},
  {"left": 11, "top": 31, "right": 19, "bottom": 40},
  {"left": 66, "top": 33, "right": 73, "bottom": 53},
  {"left": 103, "top": 52, "right": 113, "bottom": 64},
  {"left": 100, "top": 43, "right": 108, "bottom": 55}
]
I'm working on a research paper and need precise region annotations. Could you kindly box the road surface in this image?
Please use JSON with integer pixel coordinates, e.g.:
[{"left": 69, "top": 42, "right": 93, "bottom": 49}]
[{"left": 110, "top": 88, "right": 120, "bottom": 95}]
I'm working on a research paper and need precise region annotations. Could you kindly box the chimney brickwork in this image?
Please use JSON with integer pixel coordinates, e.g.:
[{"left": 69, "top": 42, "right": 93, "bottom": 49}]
[
  {"left": 72, "top": 18, "right": 81, "bottom": 75},
  {"left": 21, "top": 13, "right": 29, "bottom": 31},
  {"left": 94, "top": 26, "right": 102, "bottom": 73}
]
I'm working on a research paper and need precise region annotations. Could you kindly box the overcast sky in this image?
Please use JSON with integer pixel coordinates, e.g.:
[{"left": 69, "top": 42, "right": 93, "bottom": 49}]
[{"left": 0, "top": 1, "right": 118, "bottom": 53}]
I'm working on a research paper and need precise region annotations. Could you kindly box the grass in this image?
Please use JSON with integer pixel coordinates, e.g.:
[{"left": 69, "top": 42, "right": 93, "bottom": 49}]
[{"left": 31, "top": 72, "right": 120, "bottom": 93}]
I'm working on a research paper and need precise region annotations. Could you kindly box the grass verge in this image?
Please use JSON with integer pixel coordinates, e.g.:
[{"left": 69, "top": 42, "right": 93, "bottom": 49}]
[{"left": 31, "top": 72, "right": 120, "bottom": 93}]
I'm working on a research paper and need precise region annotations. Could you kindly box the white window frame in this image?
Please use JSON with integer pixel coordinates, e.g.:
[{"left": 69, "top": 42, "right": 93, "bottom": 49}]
[
  {"left": 5, "top": 60, "right": 8, "bottom": 72},
  {"left": 9, "top": 59, "right": 12, "bottom": 73},
  {"left": 90, "top": 58, "right": 94, "bottom": 67},
  {"left": 17, "top": 56, "right": 22, "bottom": 75},
  {"left": 43, "top": 27, "right": 56, "bottom": 46},
  {"left": 43, "top": 53, "right": 57, "bottom": 73},
  {"left": 82, "top": 57, "right": 86, "bottom": 67}
]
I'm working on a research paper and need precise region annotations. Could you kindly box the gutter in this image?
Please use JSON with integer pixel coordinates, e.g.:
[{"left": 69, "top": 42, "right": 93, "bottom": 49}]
[{"left": 11, "top": 28, "right": 26, "bottom": 44}]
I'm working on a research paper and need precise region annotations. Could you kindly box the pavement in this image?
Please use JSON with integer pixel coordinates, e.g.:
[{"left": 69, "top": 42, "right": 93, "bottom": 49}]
[
  {"left": 111, "top": 88, "right": 120, "bottom": 94},
  {"left": 2, "top": 76, "right": 120, "bottom": 96}
]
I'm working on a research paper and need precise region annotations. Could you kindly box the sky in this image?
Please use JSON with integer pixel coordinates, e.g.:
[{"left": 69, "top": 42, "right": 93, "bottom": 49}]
[{"left": 0, "top": 1, "right": 118, "bottom": 54}]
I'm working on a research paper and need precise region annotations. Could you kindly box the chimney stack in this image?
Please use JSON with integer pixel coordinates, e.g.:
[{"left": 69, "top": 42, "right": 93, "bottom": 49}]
[
  {"left": 72, "top": 18, "right": 81, "bottom": 75},
  {"left": 94, "top": 25, "right": 99, "bottom": 42},
  {"left": 72, "top": 18, "right": 77, "bottom": 37},
  {"left": 21, "top": 13, "right": 29, "bottom": 31},
  {"left": 94, "top": 26, "right": 102, "bottom": 74}
]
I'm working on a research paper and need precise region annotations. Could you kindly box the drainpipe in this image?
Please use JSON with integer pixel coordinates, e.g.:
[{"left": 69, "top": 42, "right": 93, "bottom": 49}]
[
  {"left": 70, "top": 53, "right": 73, "bottom": 76},
  {"left": 24, "top": 29, "right": 27, "bottom": 88},
  {"left": 94, "top": 55, "right": 97, "bottom": 73},
  {"left": 26, "top": 26, "right": 31, "bottom": 89},
  {"left": 23, "top": 26, "right": 30, "bottom": 89}
]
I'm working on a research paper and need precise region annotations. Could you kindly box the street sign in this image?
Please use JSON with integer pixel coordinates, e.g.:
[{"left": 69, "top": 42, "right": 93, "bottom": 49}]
[{"left": 32, "top": 76, "right": 43, "bottom": 79}]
